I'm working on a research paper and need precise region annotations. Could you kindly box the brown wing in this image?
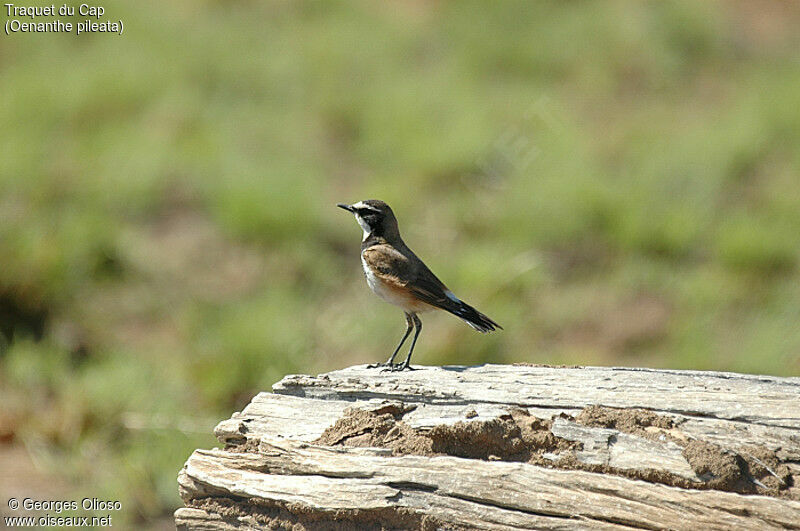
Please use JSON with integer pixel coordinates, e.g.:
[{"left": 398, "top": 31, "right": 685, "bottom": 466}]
[
  {"left": 363, "top": 244, "right": 502, "bottom": 331},
  {"left": 362, "top": 245, "right": 451, "bottom": 309},
  {"left": 361, "top": 245, "right": 416, "bottom": 286}
]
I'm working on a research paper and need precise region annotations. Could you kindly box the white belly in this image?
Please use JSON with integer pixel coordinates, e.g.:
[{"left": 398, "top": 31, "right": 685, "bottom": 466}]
[{"left": 361, "top": 255, "right": 396, "bottom": 303}]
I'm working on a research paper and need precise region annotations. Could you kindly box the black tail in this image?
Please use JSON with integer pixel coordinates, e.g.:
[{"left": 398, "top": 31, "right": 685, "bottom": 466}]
[{"left": 446, "top": 300, "right": 502, "bottom": 333}]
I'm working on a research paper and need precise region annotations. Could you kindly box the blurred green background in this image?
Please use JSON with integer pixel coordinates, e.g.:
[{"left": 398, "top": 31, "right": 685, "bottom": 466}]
[{"left": 2, "top": 0, "right": 800, "bottom": 526}]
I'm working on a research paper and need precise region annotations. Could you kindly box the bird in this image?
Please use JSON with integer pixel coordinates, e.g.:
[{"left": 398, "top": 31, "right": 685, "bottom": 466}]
[{"left": 337, "top": 199, "right": 502, "bottom": 371}]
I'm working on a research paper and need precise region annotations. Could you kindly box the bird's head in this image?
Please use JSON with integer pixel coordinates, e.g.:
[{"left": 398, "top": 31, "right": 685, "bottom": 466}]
[{"left": 337, "top": 199, "right": 400, "bottom": 241}]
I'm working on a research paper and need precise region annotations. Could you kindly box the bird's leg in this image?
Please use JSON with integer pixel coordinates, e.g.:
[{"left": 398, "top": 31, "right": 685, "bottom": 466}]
[
  {"left": 369, "top": 312, "right": 413, "bottom": 369},
  {"left": 393, "top": 314, "right": 421, "bottom": 371}
]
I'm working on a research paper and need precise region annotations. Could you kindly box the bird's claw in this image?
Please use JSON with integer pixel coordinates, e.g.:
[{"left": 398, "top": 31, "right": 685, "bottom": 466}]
[
  {"left": 368, "top": 361, "right": 417, "bottom": 372},
  {"left": 388, "top": 363, "right": 417, "bottom": 372}
]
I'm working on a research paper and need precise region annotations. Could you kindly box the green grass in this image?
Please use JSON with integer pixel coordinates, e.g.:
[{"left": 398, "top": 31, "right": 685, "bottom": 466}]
[{"left": 2, "top": 0, "right": 800, "bottom": 525}]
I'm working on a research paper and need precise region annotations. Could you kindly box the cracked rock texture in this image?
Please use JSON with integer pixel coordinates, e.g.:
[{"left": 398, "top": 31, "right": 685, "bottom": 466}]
[{"left": 177, "top": 364, "right": 800, "bottom": 530}]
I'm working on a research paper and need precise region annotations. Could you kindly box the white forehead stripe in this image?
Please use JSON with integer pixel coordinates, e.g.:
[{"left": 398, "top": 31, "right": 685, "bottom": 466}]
[{"left": 352, "top": 201, "right": 379, "bottom": 212}]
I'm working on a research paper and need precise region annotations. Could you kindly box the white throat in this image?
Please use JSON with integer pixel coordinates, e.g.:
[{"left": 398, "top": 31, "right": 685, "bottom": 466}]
[
  {"left": 356, "top": 215, "right": 372, "bottom": 241},
  {"left": 350, "top": 202, "right": 377, "bottom": 241}
]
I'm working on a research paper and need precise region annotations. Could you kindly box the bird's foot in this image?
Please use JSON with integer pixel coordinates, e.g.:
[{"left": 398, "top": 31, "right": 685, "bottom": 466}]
[
  {"left": 389, "top": 362, "right": 417, "bottom": 372},
  {"left": 368, "top": 359, "right": 418, "bottom": 372},
  {"left": 367, "top": 361, "right": 394, "bottom": 369}
]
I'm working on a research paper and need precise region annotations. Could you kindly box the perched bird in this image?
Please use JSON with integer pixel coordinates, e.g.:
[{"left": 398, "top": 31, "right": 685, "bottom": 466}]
[{"left": 338, "top": 199, "right": 501, "bottom": 371}]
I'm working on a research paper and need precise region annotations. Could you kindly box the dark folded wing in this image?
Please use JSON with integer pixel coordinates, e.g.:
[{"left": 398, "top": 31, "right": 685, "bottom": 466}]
[
  {"left": 407, "top": 263, "right": 455, "bottom": 310},
  {"left": 409, "top": 257, "right": 503, "bottom": 333}
]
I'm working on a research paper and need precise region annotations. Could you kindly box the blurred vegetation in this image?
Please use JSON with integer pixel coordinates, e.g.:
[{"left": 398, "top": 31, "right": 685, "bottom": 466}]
[{"left": 2, "top": 0, "right": 800, "bottom": 525}]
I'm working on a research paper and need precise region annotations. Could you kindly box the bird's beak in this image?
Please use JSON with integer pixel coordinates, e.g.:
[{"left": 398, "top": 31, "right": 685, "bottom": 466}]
[{"left": 337, "top": 203, "right": 355, "bottom": 213}]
